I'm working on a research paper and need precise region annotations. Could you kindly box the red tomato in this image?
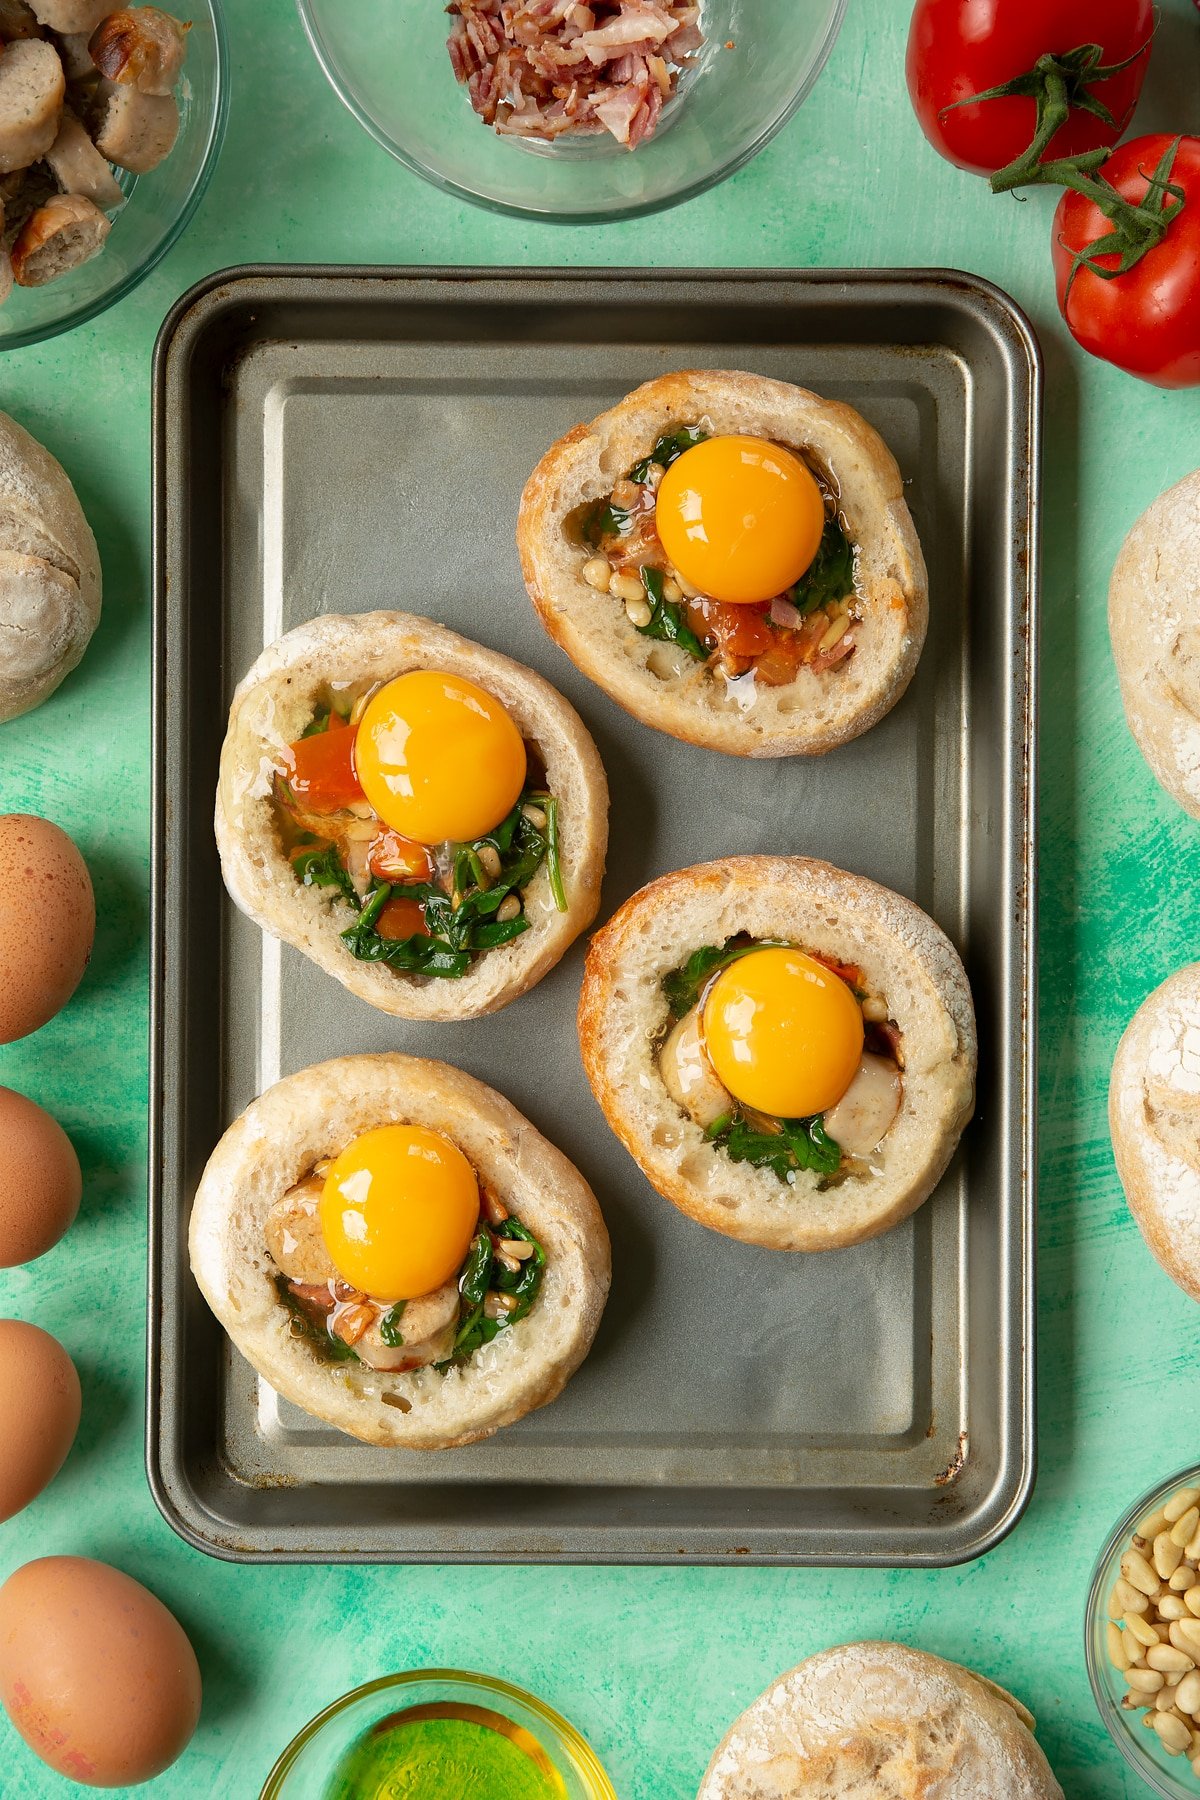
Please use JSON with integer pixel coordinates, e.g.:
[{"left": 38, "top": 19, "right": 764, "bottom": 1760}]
[
  {"left": 1052, "top": 135, "right": 1200, "bottom": 387},
  {"left": 687, "top": 596, "right": 773, "bottom": 664},
  {"left": 283, "top": 717, "right": 365, "bottom": 813},
  {"left": 368, "top": 830, "right": 434, "bottom": 884},
  {"left": 375, "top": 897, "right": 429, "bottom": 941},
  {"left": 907, "top": 0, "right": 1152, "bottom": 177}
]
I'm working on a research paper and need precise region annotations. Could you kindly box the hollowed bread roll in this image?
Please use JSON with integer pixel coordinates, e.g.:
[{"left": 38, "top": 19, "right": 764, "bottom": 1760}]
[
  {"left": 215, "top": 611, "right": 609, "bottom": 1020},
  {"left": 518, "top": 370, "right": 927, "bottom": 757},
  {"left": 697, "top": 1641, "right": 1063, "bottom": 1799},
  {"left": 188, "top": 1054, "right": 612, "bottom": 1450},
  {"left": 578, "top": 856, "right": 976, "bottom": 1251},
  {"left": 1110, "top": 469, "right": 1200, "bottom": 818},
  {"left": 1110, "top": 962, "right": 1200, "bottom": 1300}
]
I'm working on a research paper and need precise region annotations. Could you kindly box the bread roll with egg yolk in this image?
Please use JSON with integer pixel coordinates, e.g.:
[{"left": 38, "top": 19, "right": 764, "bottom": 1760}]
[
  {"left": 189, "top": 1054, "right": 611, "bottom": 1449},
  {"left": 578, "top": 856, "right": 976, "bottom": 1252},
  {"left": 215, "top": 612, "right": 608, "bottom": 1021}
]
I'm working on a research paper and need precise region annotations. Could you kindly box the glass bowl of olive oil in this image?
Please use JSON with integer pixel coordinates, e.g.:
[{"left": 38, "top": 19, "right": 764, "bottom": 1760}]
[{"left": 260, "top": 1669, "right": 617, "bottom": 1800}]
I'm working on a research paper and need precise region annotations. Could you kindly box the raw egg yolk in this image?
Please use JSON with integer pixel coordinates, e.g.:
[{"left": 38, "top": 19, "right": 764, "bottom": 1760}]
[
  {"left": 319, "top": 1125, "right": 480, "bottom": 1302},
  {"left": 353, "top": 672, "right": 527, "bottom": 846},
  {"left": 701, "top": 948, "right": 864, "bottom": 1119},
  {"left": 655, "top": 436, "right": 827, "bottom": 605}
]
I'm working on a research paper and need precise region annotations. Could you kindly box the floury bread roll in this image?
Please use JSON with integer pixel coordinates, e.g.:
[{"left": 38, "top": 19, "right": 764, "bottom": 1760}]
[
  {"left": 216, "top": 612, "right": 608, "bottom": 1021},
  {"left": 1110, "top": 963, "right": 1200, "bottom": 1300},
  {"left": 1110, "top": 469, "right": 1200, "bottom": 818},
  {"left": 189, "top": 1055, "right": 611, "bottom": 1450},
  {"left": 0, "top": 410, "right": 101, "bottom": 724},
  {"left": 518, "top": 370, "right": 927, "bottom": 757},
  {"left": 697, "top": 1642, "right": 1063, "bottom": 1799},
  {"left": 578, "top": 857, "right": 976, "bottom": 1251}
]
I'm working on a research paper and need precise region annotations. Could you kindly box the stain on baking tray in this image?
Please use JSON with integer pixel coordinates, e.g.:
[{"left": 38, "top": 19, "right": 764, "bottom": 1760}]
[{"left": 933, "top": 1432, "right": 969, "bottom": 1487}]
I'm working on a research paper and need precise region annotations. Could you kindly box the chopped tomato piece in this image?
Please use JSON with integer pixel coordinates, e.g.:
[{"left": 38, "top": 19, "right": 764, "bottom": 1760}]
[
  {"left": 686, "top": 596, "right": 773, "bottom": 664},
  {"left": 375, "top": 897, "right": 430, "bottom": 941},
  {"left": 283, "top": 719, "right": 365, "bottom": 813},
  {"left": 752, "top": 616, "right": 826, "bottom": 687},
  {"left": 368, "top": 829, "right": 435, "bottom": 884},
  {"left": 811, "top": 951, "right": 865, "bottom": 990}
]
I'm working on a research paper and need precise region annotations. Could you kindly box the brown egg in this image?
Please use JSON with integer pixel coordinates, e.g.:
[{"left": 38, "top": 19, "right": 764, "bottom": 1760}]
[
  {"left": 0, "top": 1321, "right": 81, "bottom": 1522},
  {"left": 0, "top": 1557, "right": 201, "bottom": 1787},
  {"left": 0, "top": 1086, "right": 81, "bottom": 1266},
  {"left": 0, "top": 814, "right": 94, "bottom": 1045}
]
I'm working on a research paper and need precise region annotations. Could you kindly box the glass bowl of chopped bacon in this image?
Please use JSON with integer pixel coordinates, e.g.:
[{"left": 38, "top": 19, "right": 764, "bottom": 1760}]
[{"left": 296, "top": 0, "right": 847, "bottom": 222}]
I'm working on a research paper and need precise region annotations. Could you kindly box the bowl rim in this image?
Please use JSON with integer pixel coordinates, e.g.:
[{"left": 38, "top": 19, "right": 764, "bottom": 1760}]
[
  {"left": 258, "top": 1666, "right": 618, "bottom": 1798},
  {"left": 1084, "top": 1461, "right": 1200, "bottom": 1800},
  {"left": 294, "top": 0, "right": 848, "bottom": 225},
  {"left": 0, "top": 0, "right": 230, "bottom": 352}
]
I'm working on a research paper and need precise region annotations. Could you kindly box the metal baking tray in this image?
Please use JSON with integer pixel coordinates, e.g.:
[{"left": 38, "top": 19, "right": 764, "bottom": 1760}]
[{"left": 148, "top": 267, "right": 1040, "bottom": 1565}]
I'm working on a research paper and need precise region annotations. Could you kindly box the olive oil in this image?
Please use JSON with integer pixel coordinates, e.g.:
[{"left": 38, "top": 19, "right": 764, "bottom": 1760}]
[{"left": 324, "top": 1702, "right": 567, "bottom": 1799}]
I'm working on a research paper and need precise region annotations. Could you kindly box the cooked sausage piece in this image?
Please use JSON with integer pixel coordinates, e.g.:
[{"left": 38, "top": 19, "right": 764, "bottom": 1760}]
[
  {"left": 11, "top": 188, "right": 108, "bottom": 283},
  {"left": 44, "top": 106, "right": 121, "bottom": 205},
  {"left": 28, "top": 0, "right": 108, "bottom": 30},
  {"left": 93, "top": 82, "right": 175, "bottom": 171},
  {"left": 89, "top": 7, "right": 186, "bottom": 95},
  {"left": 0, "top": 37, "right": 63, "bottom": 172},
  {"left": 0, "top": 0, "right": 44, "bottom": 40}
]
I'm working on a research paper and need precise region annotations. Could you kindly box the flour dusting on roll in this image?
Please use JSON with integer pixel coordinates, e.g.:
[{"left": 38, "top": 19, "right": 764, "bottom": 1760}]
[
  {"left": 1110, "top": 469, "right": 1200, "bottom": 818},
  {"left": 578, "top": 856, "right": 975, "bottom": 1251},
  {"left": 1110, "top": 963, "right": 1200, "bottom": 1301},
  {"left": 215, "top": 611, "right": 609, "bottom": 1020},
  {"left": 698, "top": 1641, "right": 1063, "bottom": 1799},
  {"left": 518, "top": 371, "right": 927, "bottom": 758},
  {"left": 189, "top": 1054, "right": 611, "bottom": 1450}
]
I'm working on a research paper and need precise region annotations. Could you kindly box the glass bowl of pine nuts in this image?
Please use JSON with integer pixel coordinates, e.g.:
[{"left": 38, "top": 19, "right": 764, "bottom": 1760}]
[{"left": 1087, "top": 1467, "right": 1200, "bottom": 1797}]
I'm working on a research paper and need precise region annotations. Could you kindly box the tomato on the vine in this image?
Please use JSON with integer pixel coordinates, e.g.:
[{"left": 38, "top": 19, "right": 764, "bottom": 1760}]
[
  {"left": 1052, "top": 135, "right": 1200, "bottom": 388},
  {"left": 906, "top": 0, "right": 1153, "bottom": 178}
]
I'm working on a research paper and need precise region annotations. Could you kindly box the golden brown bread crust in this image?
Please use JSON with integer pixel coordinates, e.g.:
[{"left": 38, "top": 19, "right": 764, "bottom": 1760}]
[
  {"left": 188, "top": 1054, "right": 612, "bottom": 1450},
  {"left": 578, "top": 856, "right": 976, "bottom": 1251},
  {"left": 518, "top": 370, "right": 928, "bottom": 758},
  {"left": 215, "top": 610, "right": 610, "bottom": 1021},
  {"left": 1110, "top": 962, "right": 1200, "bottom": 1301},
  {"left": 697, "top": 1642, "right": 1063, "bottom": 1799}
]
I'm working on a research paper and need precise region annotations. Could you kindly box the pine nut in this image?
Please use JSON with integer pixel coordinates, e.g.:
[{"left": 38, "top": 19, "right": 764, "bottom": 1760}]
[
  {"left": 1177, "top": 1672, "right": 1200, "bottom": 1716},
  {"left": 1171, "top": 1619, "right": 1200, "bottom": 1656},
  {"left": 662, "top": 577, "right": 683, "bottom": 603},
  {"left": 1123, "top": 1549, "right": 1162, "bottom": 1597},
  {"left": 582, "top": 555, "right": 612, "bottom": 593},
  {"left": 1186, "top": 1587, "right": 1200, "bottom": 1619},
  {"left": 611, "top": 571, "right": 645, "bottom": 606},
  {"left": 1156, "top": 1532, "right": 1186, "bottom": 1579},
  {"left": 1161, "top": 1595, "right": 1189, "bottom": 1620},
  {"left": 625, "top": 596, "right": 654, "bottom": 628},
  {"left": 818, "top": 613, "right": 851, "bottom": 654},
  {"left": 1158, "top": 1685, "right": 1185, "bottom": 1712},
  {"left": 1127, "top": 1613, "right": 1162, "bottom": 1646},
  {"left": 1127, "top": 1667, "right": 1166, "bottom": 1693},
  {"left": 1172, "top": 1508, "right": 1200, "bottom": 1548},
  {"left": 671, "top": 566, "right": 701, "bottom": 599},
  {"left": 612, "top": 478, "right": 639, "bottom": 507},
  {"left": 1187, "top": 1526, "right": 1200, "bottom": 1562},
  {"left": 1123, "top": 1692, "right": 1150, "bottom": 1710},
  {"left": 862, "top": 995, "right": 890, "bottom": 1024},
  {"left": 1127, "top": 1634, "right": 1147, "bottom": 1666},
  {"left": 1141, "top": 1507, "right": 1172, "bottom": 1540},
  {"left": 521, "top": 804, "right": 547, "bottom": 831},
  {"left": 1155, "top": 1712, "right": 1193, "bottom": 1755},
  {"left": 1114, "top": 1578, "right": 1150, "bottom": 1615},
  {"left": 495, "top": 895, "right": 522, "bottom": 923},
  {"left": 497, "top": 1238, "right": 534, "bottom": 1262},
  {"left": 1108, "top": 1622, "right": 1132, "bottom": 1670},
  {"left": 1147, "top": 1645, "right": 1194, "bottom": 1673},
  {"left": 1165, "top": 1488, "right": 1200, "bottom": 1524},
  {"left": 477, "top": 844, "right": 502, "bottom": 879},
  {"left": 1171, "top": 1567, "right": 1198, "bottom": 1592}
]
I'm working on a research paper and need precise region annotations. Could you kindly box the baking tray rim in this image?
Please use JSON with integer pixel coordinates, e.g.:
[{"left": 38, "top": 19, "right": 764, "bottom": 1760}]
[{"left": 146, "top": 263, "right": 1040, "bottom": 1566}]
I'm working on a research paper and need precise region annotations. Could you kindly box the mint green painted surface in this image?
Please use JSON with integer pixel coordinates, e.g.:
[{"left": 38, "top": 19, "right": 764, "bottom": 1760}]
[{"left": 1, "top": 1, "right": 1197, "bottom": 1794}]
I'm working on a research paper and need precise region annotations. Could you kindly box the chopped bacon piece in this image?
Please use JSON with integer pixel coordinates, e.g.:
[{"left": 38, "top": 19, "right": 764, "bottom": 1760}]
[{"left": 447, "top": 0, "right": 704, "bottom": 146}]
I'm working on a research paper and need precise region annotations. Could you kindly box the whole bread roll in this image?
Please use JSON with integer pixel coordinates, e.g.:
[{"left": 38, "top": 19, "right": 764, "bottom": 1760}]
[
  {"left": 216, "top": 611, "right": 609, "bottom": 1021},
  {"left": 578, "top": 856, "right": 976, "bottom": 1251},
  {"left": 0, "top": 410, "right": 101, "bottom": 724},
  {"left": 1110, "top": 468, "right": 1200, "bottom": 818},
  {"left": 1110, "top": 963, "right": 1200, "bottom": 1299},
  {"left": 189, "top": 1054, "right": 612, "bottom": 1449},
  {"left": 698, "top": 1642, "right": 1063, "bottom": 1800},
  {"left": 519, "top": 370, "right": 928, "bottom": 758}
]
